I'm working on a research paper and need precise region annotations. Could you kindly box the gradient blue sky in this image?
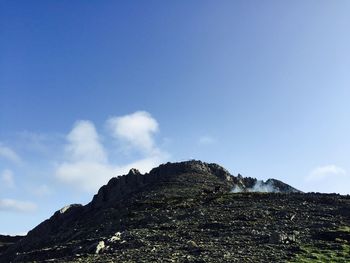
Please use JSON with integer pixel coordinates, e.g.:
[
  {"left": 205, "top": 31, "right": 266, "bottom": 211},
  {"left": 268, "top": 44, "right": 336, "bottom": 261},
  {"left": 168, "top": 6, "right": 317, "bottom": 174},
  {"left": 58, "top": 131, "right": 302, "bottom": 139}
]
[{"left": 1, "top": 1, "right": 350, "bottom": 235}]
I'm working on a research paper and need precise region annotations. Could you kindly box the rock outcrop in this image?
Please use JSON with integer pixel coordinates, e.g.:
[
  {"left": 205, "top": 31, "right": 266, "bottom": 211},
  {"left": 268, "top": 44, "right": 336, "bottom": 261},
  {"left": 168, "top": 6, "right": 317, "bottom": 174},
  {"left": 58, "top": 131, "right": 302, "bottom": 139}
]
[
  {"left": 91, "top": 160, "right": 299, "bottom": 208},
  {"left": 90, "top": 160, "right": 236, "bottom": 208}
]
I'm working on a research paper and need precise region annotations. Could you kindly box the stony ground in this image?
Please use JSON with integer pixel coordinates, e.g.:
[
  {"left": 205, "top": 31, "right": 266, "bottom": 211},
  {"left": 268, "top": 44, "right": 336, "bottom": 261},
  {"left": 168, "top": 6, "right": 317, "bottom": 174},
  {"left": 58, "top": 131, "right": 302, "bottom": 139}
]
[
  {"left": 2, "top": 162, "right": 350, "bottom": 262},
  {"left": 8, "top": 191, "right": 350, "bottom": 262},
  {"left": 64, "top": 191, "right": 349, "bottom": 263}
]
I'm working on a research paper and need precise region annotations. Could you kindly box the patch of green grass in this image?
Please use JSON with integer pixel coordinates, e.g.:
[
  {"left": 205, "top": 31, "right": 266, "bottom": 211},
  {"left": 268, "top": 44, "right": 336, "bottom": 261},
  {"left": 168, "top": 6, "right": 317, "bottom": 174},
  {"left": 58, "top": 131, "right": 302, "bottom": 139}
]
[
  {"left": 290, "top": 226, "right": 350, "bottom": 263},
  {"left": 338, "top": 226, "right": 350, "bottom": 233},
  {"left": 290, "top": 244, "right": 350, "bottom": 262}
]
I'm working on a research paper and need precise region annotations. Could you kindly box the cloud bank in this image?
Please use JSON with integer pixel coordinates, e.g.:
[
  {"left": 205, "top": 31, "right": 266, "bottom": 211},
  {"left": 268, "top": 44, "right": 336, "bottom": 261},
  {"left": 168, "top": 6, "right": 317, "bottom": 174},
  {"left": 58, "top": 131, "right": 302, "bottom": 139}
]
[
  {"left": 301, "top": 164, "right": 349, "bottom": 194},
  {"left": 55, "top": 111, "right": 168, "bottom": 192},
  {"left": 307, "top": 165, "right": 347, "bottom": 182},
  {"left": 0, "top": 199, "right": 37, "bottom": 213}
]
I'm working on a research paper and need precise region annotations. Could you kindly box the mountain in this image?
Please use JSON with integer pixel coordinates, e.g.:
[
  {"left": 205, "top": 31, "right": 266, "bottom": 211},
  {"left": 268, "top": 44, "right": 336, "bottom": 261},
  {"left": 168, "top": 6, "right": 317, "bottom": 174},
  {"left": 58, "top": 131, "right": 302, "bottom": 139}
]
[{"left": 1, "top": 160, "right": 349, "bottom": 262}]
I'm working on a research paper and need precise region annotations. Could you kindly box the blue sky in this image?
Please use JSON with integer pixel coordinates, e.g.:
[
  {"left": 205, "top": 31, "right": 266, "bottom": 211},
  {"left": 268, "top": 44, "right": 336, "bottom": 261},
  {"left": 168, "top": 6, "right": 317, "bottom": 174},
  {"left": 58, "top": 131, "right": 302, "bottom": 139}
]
[{"left": 1, "top": 1, "right": 350, "bottom": 235}]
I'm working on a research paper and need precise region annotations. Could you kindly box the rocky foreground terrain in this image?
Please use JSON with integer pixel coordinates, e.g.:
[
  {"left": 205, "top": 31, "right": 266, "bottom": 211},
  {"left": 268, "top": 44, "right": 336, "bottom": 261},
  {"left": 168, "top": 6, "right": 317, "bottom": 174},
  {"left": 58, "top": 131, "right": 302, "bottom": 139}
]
[{"left": 1, "top": 160, "right": 350, "bottom": 262}]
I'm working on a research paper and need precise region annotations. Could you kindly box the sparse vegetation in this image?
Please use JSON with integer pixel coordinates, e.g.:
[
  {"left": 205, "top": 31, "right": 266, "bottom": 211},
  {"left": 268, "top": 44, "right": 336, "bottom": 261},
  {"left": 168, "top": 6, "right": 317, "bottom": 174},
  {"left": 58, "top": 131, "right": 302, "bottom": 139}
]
[
  {"left": 290, "top": 244, "right": 350, "bottom": 262},
  {"left": 290, "top": 225, "right": 350, "bottom": 262}
]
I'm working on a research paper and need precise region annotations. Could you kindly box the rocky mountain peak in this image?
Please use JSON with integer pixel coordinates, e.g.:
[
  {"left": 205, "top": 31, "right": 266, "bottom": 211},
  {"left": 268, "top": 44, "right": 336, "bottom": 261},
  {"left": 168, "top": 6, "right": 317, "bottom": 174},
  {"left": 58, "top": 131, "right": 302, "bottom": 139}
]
[
  {"left": 89, "top": 160, "right": 301, "bottom": 209},
  {"left": 148, "top": 160, "right": 232, "bottom": 181},
  {"left": 0, "top": 160, "right": 307, "bottom": 262},
  {"left": 90, "top": 160, "right": 234, "bottom": 208},
  {"left": 127, "top": 168, "right": 141, "bottom": 176}
]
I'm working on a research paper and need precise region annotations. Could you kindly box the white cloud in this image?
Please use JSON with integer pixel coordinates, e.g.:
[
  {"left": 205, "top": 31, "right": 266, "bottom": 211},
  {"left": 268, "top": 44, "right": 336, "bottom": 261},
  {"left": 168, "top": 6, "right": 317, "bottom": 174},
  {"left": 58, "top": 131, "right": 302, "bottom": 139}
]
[
  {"left": 56, "top": 161, "right": 115, "bottom": 192},
  {"left": 0, "top": 144, "right": 21, "bottom": 164},
  {"left": 55, "top": 112, "right": 168, "bottom": 192},
  {"left": 0, "top": 199, "right": 37, "bottom": 213},
  {"left": 198, "top": 136, "right": 216, "bottom": 145},
  {"left": 0, "top": 169, "right": 15, "bottom": 188},
  {"left": 55, "top": 121, "right": 111, "bottom": 192},
  {"left": 306, "top": 165, "right": 347, "bottom": 182},
  {"left": 66, "top": 121, "right": 107, "bottom": 163},
  {"left": 107, "top": 111, "right": 159, "bottom": 154},
  {"left": 301, "top": 165, "right": 350, "bottom": 194},
  {"left": 56, "top": 156, "right": 166, "bottom": 192}
]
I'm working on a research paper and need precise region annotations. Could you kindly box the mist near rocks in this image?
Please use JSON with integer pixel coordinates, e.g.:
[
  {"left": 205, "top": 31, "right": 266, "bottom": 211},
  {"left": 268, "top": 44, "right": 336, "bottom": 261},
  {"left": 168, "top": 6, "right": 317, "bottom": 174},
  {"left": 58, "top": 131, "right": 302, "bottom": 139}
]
[{"left": 231, "top": 180, "right": 279, "bottom": 193}]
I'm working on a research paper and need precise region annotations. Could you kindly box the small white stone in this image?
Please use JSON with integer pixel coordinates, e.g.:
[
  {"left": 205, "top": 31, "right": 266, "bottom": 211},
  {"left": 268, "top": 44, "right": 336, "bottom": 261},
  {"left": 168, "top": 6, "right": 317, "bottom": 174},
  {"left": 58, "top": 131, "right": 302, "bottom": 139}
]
[
  {"left": 95, "top": 241, "right": 105, "bottom": 254},
  {"left": 59, "top": 205, "right": 72, "bottom": 214},
  {"left": 108, "top": 232, "right": 122, "bottom": 242}
]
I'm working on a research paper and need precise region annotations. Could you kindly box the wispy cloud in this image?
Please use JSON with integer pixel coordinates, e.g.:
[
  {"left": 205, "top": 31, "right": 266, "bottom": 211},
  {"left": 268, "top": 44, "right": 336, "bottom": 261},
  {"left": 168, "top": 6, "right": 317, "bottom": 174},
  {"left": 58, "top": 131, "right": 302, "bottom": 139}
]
[
  {"left": 198, "top": 135, "right": 216, "bottom": 145},
  {"left": 0, "top": 144, "right": 21, "bottom": 164},
  {"left": 30, "top": 184, "right": 52, "bottom": 197},
  {"left": 55, "top": 111, "right": 168, "bottom": 192},
  {"left": 0, "top": 199, "right": 37, "bottom": 213},
  {"left": 306, "top": 165, "right": 347, "bottom": 182},
  {"left": 16, "top": 131, "right": 63, "bottom": 154},
  {"left": 0, "top": 169, "right": 15, "bottom": 188}
]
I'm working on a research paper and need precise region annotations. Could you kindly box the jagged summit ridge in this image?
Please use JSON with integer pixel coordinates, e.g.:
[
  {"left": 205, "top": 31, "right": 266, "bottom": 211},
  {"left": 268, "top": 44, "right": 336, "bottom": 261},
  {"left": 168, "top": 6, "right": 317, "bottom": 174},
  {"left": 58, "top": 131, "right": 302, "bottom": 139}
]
[
  {"left": 91, "top": 160, "right": 234, "bottom": 207},
  {"left": 149, "top": 160, "right": 232, "bottom": 181},
  {"left": 90, "top": 160, "right": 300, "bottom": 209}
]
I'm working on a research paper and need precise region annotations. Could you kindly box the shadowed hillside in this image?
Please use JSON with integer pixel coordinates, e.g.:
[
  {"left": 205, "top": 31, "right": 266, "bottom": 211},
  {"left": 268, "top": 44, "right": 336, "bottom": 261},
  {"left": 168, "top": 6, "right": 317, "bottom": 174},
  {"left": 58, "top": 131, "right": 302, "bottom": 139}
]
[{"left": 1, "top": 161, "right": 349, "bottom": 262}]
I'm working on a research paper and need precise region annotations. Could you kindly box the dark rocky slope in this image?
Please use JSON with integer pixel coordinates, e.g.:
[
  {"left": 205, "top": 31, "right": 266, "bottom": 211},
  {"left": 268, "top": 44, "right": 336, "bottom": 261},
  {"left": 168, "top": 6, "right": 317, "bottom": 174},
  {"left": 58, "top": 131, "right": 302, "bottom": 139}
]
[
  {"left": 1, "top": 160, "right": 349, "bottom": 262},
  {"left": 0, "top": 235, "right": 23, "bottom": 256}
]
